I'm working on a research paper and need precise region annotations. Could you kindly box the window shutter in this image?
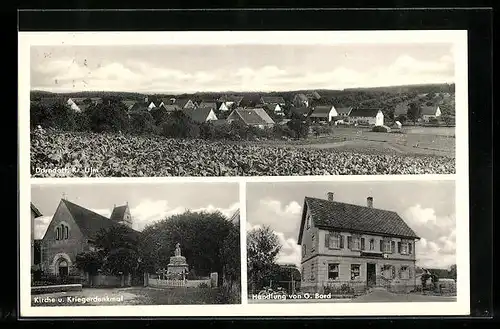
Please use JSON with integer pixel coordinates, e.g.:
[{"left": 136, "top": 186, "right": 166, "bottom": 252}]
[
  {"left": 380, "top": 240, "right": 383, "bottom": 252},
  {"left": 361, "top": 238, "right": 365, "bottom": 250},
  {"left": 397, "top": 242, "right": 401, "bottom": 253},
  {"left": 340, "top": 235, "right": 344, "bottom": 249},
  {"left": 325, "top": 233, "right": 330, "bottom": 248},
  {"left": 347, "top": 236, "right": 352, "bottom": 250},
  {"left": 409, "top": 242, "right": 413, "bottom": 255}
]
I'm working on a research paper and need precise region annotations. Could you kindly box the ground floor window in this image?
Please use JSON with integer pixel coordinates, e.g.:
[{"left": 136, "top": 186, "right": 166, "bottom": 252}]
[
  {"left": 351, "top": 264, "right": 361, "bottom": 280},
  {"left": 328, "top": 263, "right": 339, "bottom": 280},
  {"left": 400, "top": 266, "right": 410, "bottom": 280},
  {"left": 381, "top": 264, "right": 394, "bottom": 279}
]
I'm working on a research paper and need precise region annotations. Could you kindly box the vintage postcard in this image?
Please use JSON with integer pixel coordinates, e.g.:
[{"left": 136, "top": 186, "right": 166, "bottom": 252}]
[
  {"left": 19, "top": 30, "right": 469, "bottom": 318},
  {"left": 20, "top": 31, "right": 467, "bottom": 178}
]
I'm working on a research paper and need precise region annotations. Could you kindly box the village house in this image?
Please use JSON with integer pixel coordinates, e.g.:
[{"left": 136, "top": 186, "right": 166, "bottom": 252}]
[
  {"left": 293, "top": 94, "right": 309, "bottom": 108},
  {"left": 171, "top": 99, "right": 197, "bottom": 110},
  {"left": 142, "top": 96, "right": 157, "bottom": 110},
  {"left": 260, "top": 96, "right": 286, "bottom": 107},
  {"left": 218, "top": 102, "right": 230, "bottom": 112},
  {"left": 217, "top": 95, "right": 244, "bottom": 109},
  {"left": 336, "top": 107, "right": 353, "bottom": 117},
  {"left": 348, "top": 108, "right": 384, "bottom": 126},
  {"left": 227, "top": 108, "right": 275, "bottom": 129},
  {"left": 31, "top": 203, "right": 43, "bottom": 269},
  {"left": 39, "top": 198, "right": 139, "bottom": 278},
  {"left": 309, "top": 105, "right": 339, "bottom": 122},
  {"left": 262, "top": 103, "right": 284, "bottom": 116},
  {"left": 298, "top": 193, "right": 420, "bottom": 294},
  {"left": 183, "top": 107, "right": 218, "bottom": 123},
  {"left": 197, "top": 102, "right": 218, "bottom": 112},
  {"left": 158, "top": 104, "right": 182, "bottom": 113},
  {"left": 420, "top": 105, "right": 442, "bottom": 122}
]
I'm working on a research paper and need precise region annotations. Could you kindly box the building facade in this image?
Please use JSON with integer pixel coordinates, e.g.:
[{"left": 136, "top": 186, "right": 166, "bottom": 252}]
[
  {"left": 421, "top": 106, "right": 442, "bottom": 122},
  {"left": 40, "top": 199, "right": 137, "bottom": 277},
  {"left": 298, "top": 193, "right": 419, "bottom": 294},
  {"left": 31, "top": 203, "right": 43, "bottom": 268},
  {"left": 348, "top": 108, "right": 384, "bottom": 126}
]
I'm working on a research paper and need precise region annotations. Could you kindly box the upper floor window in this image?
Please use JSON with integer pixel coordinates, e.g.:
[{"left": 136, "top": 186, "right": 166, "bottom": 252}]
[
  {"left": 398, "top": 241, "right": 411, "bottom": 255},
  {"left": 326, "top": 232, "right": 342, "bottom": 249},
  {"left": 408, "top": 242, "right": 413, "bottom": 255},
  {"left": 381, "top": 239, "right": 391, "bottom": 253},
  {"left": 306, "top": 215, "right": 311, "bottom": 230},
  {"left": 348, "top": 235, "right": 361, "bottom": 250},
  {"left": 311, "top": 234, "right": 316, "bottom": 252},
  {"left": 391, "top": 241, "right": 396, "bottom": 253},
  {"left": 369, "top": 239, "right": 374, "bottom": 250}
]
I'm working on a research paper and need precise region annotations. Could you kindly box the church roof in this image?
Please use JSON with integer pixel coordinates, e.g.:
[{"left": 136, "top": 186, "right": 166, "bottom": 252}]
[
  {"left": 61, "top": 199, "right": 138, "bottom": 239},
  {"left": 31, "top": 202, "right": 43, "bottom": 217}
]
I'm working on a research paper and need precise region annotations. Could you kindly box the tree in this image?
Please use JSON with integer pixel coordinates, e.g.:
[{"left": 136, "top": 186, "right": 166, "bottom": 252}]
[
  {"left": 94, "top": 225, "right": 139, "bottom": 254},
  {"left": 138, "top": 211, "right": 235, "bottom": 280},
  {"left": 247, "top": 226, "right": 282, "bottom": 292},
  {"left": 407, "top": 102, "right": 421, "bottom": 124},
  {"left": 75, "top": 251, "right": 104, "bottom": 275},
  {"left": 129, "top": 111, "right": 156, "bottom": 134},
  {"left": 103, "top": 247, "right": 140, "bottom": 275},
  {"left": 220, "top": 221, "right": 241, "bottom": 292},
  {"left": 449, "top": 264, "right": 457, "bottom": 281},
  {"left": 287, "top": 112, "right": 310, "bottom": 139},
  {"left": 87, "top": 101, "right": 129, "bottom": 133},
  {"left": 441, "top": 114, "right": 453, "bottom": 126}
]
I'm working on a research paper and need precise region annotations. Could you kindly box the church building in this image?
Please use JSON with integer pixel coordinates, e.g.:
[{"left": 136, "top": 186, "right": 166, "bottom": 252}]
[{"left": 39, "top": 198, "right": 138, "bottom": 277}]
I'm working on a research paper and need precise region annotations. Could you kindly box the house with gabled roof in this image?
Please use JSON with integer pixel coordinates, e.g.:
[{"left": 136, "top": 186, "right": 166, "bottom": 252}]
[
  {"left": 420, "top": 105, "right": 441, "bottom": 122},
  {"left": 336, "top": 107, "right": 353, "bottom": 117},
  {"left": 184, "top": 107, "right": 218, "bottom": 123},
  {"left": 197, "top": 102, "right": 217, "bottom": 111},
  {"left": 348, "top": 108, "right": 384, "bottom": 126},
  {"left": 298, "top": 192, "right": 419, "bottom": 294},
  {"left": 227, "top": 108, "right": 275, "bottom": 128},
  {"left": 310, "top": 105, "right": 338, "bottom": 122},
  {"left": 293, "top": 94, "right": 309, "bottom": 108},
  {"left": 173, "top": 99, "right": 197, "bottom": 109},
  {"left": 262, "top": 103, "right": 284, "bottom": 116},
  {"left": 39, "top": 198, "right": 139, "bottom": 277},
  {"left": 290, "top": 107, "right": 312, "bottom": 118},
  {"left": 260, "top": 96, "right": 286, "bottom": 107}
]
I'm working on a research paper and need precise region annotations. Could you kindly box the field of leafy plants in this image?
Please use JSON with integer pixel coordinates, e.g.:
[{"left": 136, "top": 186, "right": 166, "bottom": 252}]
[{"left": 30, "top": 129, "right": 455, "bottom": 177}]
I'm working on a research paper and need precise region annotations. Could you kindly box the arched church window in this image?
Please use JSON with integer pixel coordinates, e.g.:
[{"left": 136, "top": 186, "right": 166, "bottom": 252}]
[{"left": 56, "top": 227, "right": 60, "bottom": 240}]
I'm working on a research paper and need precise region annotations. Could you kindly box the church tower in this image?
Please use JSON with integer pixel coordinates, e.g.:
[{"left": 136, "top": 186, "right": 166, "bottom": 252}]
[{"left": 110, "top": 202, "right": 133, "bottom": 229}]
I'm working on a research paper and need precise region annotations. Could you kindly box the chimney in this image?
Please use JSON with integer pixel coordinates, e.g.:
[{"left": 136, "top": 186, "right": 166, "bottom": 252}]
[
  {"left": 327, "top": 192, "right": 334, "bottom": 202},
  {"left": 367, "top": 197, "right": 373, "bottom": 208}
]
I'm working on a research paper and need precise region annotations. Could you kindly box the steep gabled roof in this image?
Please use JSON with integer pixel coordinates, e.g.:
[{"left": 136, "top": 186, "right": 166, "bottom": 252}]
[
  {"left": 298, "top": 197, "right": 419, "bottom": 244},
  {"left": 349, "top": 108, "right": 381, "bottom": 118},
  {"left": 174, "top": 99, "right": 193, "bottom": 108},
  {"left": 310, "top": 105, "right": 334, "bottom": 117},
  {"left": 253, "top": 108, "right": 275, "bottom": 124},
  {"left": 336, "top": 107, "right": 353, "bottom": 115},
  {"left": 61, "top": 199, "right": 138, "bottom": 239},
  {"left": 159, "top": 104, "right": 181, "bottom": 112},
  {"left": 420, "top": 106, "right": 440, "bottom": 115},
  {"left": 184, "top": 107, "right": 217, "bottom": 123},
  {"left": 294, "top": 94, "right": 308, "bottom": 102},
  {"left": 261, "top": 96, "right": 285, "bottom": 104},
  {"left": 198, "top": 102, "right": 217, "bottom": 109},
  {"left": 129, "top": 102, "right": 149, "bottom": 112},
  {"left": 31, "top": 202, "right": 43, "bottom": 217},
  {"left": 231, "top": 108, "right": 272, "bottom": 125}
]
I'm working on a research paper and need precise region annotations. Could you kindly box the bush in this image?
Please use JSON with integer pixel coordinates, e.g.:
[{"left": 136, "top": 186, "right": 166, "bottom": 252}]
[
  {"left": 198, "top": 282, "right": 210, "bottom": 289},
  {"left": 129, "top": 111, "right": 156, "bottom": 134},
  {"left": 372, "top": 125, "right": 391, "bottom": 133}
]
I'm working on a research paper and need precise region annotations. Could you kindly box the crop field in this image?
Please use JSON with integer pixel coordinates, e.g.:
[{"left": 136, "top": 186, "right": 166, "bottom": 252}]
[{"left": 31, "top": 128, "right": 455, "bottom": 177}]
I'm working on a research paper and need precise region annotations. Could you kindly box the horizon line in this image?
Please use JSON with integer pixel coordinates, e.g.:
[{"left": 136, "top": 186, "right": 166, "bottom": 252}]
[{"left": 30, "top": 82, "right": 455, "bottom": 95}]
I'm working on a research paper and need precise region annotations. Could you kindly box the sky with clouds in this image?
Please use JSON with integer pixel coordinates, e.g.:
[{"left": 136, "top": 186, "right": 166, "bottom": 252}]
[
  {"left": 246, "top": 180, "right": 456, "bottom": 270},
  {"left": 30, "top": 43, "right": 455, "bottom": 93},
  {"left": 31, "top": 182, "right": 239, "bottom": 239}
]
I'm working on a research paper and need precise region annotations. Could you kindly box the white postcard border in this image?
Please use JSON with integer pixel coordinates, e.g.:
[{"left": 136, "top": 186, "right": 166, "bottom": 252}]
[{"left": 19, "top": 30, "right": 470, "bottom": 317}]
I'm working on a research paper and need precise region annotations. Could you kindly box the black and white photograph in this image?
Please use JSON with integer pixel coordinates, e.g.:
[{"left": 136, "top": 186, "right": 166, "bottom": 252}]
[
  {"left": 25, "top": 31, "right": 464, "bottom": 178},
  {"left": 246, "top": 180, "right": 458, "bottom": 304},
  {"left": 28, "top": 181, "right": 241, "bottom": 307}
]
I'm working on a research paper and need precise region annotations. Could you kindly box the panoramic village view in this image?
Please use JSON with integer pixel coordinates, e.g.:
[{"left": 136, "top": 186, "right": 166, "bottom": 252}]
[
  {"left": 30, "top": 182, "right": 241, "bottom": 306},
  {"left": 246, "top": 181, "right": 457, "bottom": 303},
  {"left": 29, "top": 43, "right": 456, "bottom": 177}
]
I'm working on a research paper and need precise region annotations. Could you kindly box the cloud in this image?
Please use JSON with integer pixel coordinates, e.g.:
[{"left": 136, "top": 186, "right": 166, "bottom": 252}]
[
  {"left": 31, "top": 48, "right": 455, "bottom": 92},
  {"left": 403, "top": 204, "right": 456, "bottom": 268},
  {"left": 34, "top": 201, "right": 239, "bottom": 238}
]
